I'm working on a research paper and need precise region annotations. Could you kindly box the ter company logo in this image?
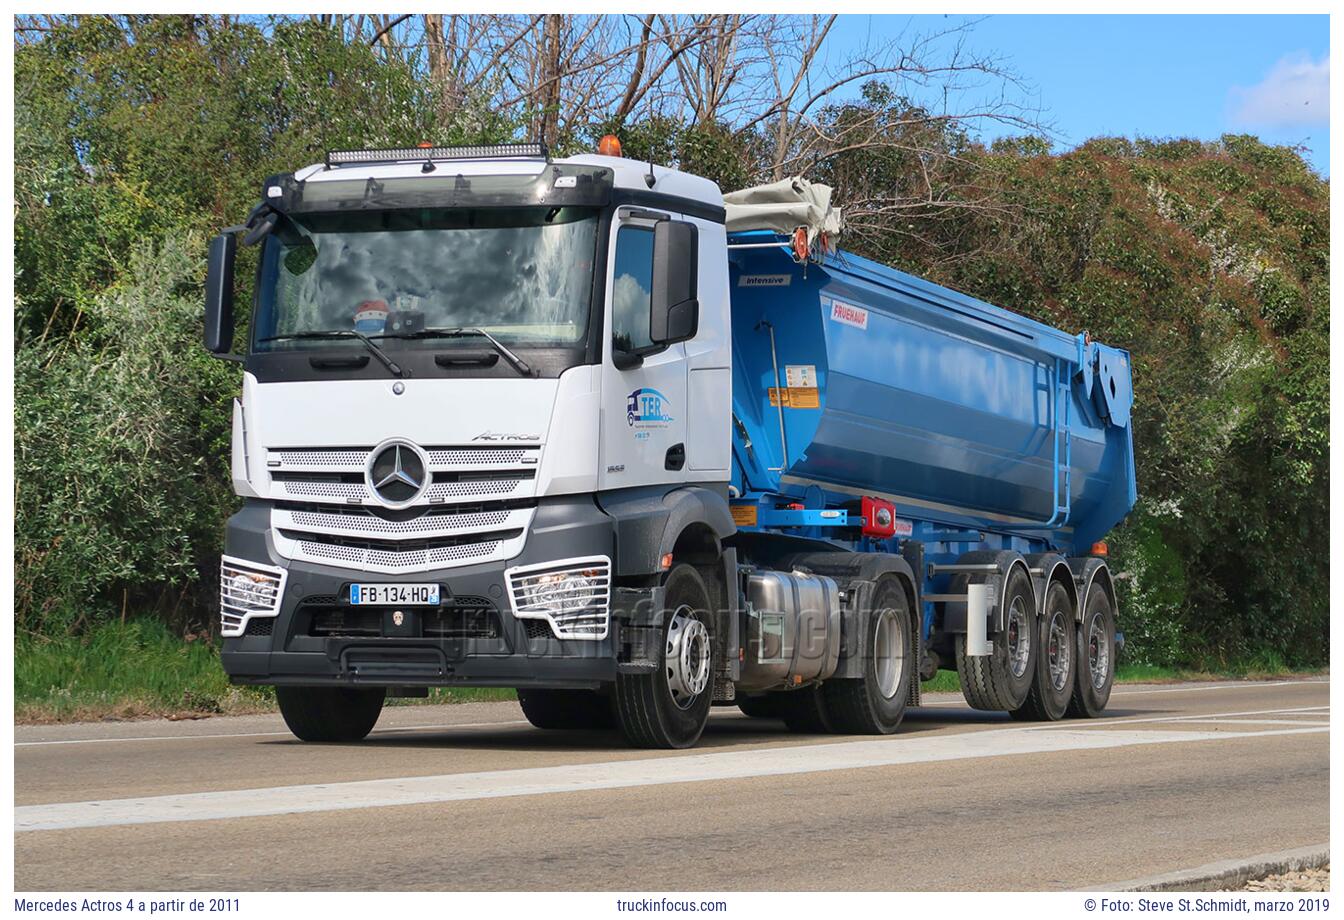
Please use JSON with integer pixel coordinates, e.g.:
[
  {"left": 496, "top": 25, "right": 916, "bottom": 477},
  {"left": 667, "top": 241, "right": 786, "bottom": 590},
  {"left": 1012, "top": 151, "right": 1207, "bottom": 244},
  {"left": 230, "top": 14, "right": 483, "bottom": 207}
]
[{"left": 627, "top": 388, "right": 674, "bottom": 428}]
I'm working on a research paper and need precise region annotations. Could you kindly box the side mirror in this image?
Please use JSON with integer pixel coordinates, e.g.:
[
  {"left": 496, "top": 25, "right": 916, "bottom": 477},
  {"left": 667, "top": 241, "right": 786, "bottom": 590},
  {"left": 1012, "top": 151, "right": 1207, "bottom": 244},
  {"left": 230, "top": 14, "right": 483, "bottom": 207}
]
[
  {"left": 649, "top": 219, "right": 698, "bottom": 345},
  {"left": 204, "top": 232, "right": 237, "bottom": 356}
]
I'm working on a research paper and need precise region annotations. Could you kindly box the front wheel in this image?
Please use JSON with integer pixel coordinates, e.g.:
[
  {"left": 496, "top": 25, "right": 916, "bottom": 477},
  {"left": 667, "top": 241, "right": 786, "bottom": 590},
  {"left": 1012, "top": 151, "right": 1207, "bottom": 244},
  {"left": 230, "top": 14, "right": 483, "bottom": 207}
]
[
  {"left": 822, "top": 576, "right": 914, "bottom": 734},
  {"left": 276, "top": 686, "right": 386, "bottom": 742},
  {"left": 613, "top": 564, "right": 716, "bottom": 749}
]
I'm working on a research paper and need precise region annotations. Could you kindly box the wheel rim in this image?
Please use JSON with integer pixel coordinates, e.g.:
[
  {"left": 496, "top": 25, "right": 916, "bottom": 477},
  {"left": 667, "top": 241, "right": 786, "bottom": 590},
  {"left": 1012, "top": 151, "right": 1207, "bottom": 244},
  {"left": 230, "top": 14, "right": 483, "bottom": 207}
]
[
  {"left": 873, "top": 609, "right": 904, "bottom": 699},
  {"left": 1005, "top": 596, "right": 1030, "bottom": 679},
  {"left": 1087, "top": 613, "right": 1110, "bottom": 690},
  {"left": 665, "top": 605, "right": 711, "bottom": 710},
  {"left": 1046, "top": 608, "right": 1071, "bottom": 692}
]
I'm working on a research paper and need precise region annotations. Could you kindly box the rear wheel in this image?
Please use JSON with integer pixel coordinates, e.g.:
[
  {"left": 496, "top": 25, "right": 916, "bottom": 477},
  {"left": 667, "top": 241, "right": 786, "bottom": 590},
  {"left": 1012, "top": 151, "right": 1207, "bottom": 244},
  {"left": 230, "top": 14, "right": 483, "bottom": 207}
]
[
  {"left": 1011, "top": 581, "right": 1076, "bottom": 721},
  {"left": 276, "top": 686, "right": 386, "bottom": 742},
  {"left": 1068, "top": 587, "right": 1116, "bottom": 718},
  {"left": 822, "top": 576, "right": 914, "bottom": 734},
  {"left": 613, "top": 564, "right": 716, "bottom": 749},
  {"left": 517, "top": 688, "right": 614, "bottom": 730},
  {"left": 956, "top": 566, "right": 1037, "bottom": 711}
]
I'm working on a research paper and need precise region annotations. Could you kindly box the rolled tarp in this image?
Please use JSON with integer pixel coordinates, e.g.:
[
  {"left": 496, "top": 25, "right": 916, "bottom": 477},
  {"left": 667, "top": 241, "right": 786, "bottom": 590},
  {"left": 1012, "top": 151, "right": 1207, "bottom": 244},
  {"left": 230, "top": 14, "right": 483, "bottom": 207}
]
[{"left": 722, "top": 176, "right": 843, "bottom": 253}]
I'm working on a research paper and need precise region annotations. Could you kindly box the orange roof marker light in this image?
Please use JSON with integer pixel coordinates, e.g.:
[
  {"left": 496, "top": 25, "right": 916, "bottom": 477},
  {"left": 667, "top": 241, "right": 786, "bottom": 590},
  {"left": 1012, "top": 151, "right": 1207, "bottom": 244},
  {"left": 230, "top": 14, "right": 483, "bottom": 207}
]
[
  {"left": 1091, "top": 541, "right": 1109, "bottom": 557},
  {"left": 598, "top": 135, "right": 623, "bottom": 157},
  {"left": 417, "top": 142, "right": 433, "bottom": 149}
]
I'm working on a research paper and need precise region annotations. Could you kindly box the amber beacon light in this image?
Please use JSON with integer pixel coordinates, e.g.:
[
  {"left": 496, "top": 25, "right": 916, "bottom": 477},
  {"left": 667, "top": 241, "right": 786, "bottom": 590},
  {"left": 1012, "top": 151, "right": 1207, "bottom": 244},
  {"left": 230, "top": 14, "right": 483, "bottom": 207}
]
[{"left": 598, "top": 134, "right": 623, "bottom": 157}]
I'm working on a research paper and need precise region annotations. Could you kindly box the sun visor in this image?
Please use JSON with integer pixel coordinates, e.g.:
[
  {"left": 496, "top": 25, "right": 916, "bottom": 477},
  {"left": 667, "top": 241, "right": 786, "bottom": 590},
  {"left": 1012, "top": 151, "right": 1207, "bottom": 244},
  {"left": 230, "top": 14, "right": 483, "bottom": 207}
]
[{"left": 263, "top": 165, "right": 614, "bottom": 215}]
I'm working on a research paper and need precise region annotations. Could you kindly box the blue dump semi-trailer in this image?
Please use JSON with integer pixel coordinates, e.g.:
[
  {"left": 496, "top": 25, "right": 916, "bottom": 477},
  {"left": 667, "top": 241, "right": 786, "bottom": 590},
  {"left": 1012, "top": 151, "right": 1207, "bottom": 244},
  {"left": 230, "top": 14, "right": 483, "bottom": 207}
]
[{"left": 207, "top": 146, "right": 1135, "bottom": 748}]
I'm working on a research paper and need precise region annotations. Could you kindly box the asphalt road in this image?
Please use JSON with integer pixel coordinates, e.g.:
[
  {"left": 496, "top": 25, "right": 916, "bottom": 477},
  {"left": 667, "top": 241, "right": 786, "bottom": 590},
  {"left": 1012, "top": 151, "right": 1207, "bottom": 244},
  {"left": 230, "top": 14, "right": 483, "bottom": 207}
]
[{"left": 14, "top": 678, "right": 1329, "bottom": 891}]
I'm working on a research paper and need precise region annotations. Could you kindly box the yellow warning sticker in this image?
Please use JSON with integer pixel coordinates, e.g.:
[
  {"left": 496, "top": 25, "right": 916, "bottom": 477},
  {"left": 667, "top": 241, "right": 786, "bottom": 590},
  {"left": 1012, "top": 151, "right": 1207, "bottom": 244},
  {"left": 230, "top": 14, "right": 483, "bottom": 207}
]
[
  {"left": 769, "top": 387, "right": 820, "bottom": 409},
  {"left": 731, "top": 504, "right": 758, "bottom": 527},
  {"left": 788, "top": 387, "right": 820, "bottom": 408}
]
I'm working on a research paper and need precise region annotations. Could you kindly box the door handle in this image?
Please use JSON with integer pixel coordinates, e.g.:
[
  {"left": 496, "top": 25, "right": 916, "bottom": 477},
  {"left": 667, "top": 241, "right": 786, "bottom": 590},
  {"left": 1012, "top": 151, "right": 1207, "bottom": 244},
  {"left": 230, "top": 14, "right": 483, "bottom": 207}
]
[{"left": 665, "top": 443, "right": 686, "bottom": 471}]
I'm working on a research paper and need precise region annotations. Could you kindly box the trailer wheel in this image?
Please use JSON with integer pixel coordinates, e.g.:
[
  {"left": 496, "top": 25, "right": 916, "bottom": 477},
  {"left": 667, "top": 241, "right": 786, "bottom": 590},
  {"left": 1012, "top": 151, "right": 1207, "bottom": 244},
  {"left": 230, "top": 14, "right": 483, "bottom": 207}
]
[
  {"left": 517, "top": 688, "right": 614, "bottom": 730},
  {"left": 736, "top": 693, "right": 783, "bottom": 720},
  {"left": 956, "top": 566, "right": 1037, "bottom": 711},
  {"left": 776, "top": 686, "right": 834, "bottom": 733},
  {"left": 1011, "top": 581, "right": 1076, "bottom": 721},
  {"left": 613, "top": 563, "right": 716, "bottom": 749},
  {"left": 275, "top": 686, "right": 386, "bottom": 742},
  {"left": 1067, "top": 585, "right": 1116, "bottom": 718},
  {"left": 822, "top": 576, "right": 914, "bottom": 734}
]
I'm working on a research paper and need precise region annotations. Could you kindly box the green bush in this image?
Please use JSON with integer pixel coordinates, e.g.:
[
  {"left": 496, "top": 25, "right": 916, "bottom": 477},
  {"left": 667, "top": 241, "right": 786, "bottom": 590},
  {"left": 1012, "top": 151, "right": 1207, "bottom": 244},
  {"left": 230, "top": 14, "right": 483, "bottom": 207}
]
[{"left": 15, "top": 238, "right": 237, "bottom": 630}]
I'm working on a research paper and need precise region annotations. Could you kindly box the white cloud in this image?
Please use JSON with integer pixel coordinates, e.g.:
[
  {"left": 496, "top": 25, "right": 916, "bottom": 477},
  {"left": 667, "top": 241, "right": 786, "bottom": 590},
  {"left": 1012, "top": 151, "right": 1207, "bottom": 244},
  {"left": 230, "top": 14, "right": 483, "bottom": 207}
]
[{"left": 1228, "top": 52, "right": 1329, "bottom": 128}]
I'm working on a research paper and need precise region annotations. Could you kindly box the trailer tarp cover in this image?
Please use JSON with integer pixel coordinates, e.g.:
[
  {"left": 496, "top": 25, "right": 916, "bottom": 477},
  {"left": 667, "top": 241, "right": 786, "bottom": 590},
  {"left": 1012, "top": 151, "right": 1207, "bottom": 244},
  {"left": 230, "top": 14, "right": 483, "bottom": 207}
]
[{"left": 722, "top": 177, "right": 842, "bottom": 248}]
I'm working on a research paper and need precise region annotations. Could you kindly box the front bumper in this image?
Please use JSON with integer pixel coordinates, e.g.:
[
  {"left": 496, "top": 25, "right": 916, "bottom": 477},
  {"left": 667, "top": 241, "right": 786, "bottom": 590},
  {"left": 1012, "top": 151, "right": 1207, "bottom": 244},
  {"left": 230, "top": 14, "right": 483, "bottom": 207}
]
[{"left": 220, "top": 495, "right": 658, "bottom": 690}]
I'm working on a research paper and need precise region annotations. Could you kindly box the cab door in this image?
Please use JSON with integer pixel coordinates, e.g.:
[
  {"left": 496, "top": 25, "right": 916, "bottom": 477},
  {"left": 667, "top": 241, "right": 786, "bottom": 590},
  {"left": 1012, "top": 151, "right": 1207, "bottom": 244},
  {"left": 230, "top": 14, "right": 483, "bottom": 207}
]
[{"left": 598, "top": 210, "right": 689, "bottom": 491}]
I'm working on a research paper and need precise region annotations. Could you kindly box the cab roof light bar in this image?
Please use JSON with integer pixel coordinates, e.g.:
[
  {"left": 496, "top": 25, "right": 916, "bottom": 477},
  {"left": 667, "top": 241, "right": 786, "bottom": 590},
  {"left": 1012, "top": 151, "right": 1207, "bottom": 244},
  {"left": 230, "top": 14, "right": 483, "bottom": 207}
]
[{"left": 326, "top": 142, "right": 548, "bottom": 168}]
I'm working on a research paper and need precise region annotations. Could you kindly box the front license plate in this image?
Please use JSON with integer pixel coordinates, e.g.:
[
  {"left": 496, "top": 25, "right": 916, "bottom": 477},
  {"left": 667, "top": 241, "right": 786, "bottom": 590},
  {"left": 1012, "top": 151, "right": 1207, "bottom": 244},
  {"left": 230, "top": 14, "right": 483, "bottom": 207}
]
[{"left": 349, "top": 583, "right": 440, "bottom": 606}]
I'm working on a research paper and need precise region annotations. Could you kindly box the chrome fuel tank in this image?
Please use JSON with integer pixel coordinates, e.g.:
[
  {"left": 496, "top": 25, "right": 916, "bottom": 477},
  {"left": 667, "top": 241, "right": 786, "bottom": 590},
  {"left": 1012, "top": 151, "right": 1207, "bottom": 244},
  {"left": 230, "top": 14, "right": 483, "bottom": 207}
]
[{"left": 738, "top": 570, "right": 842, "bottom": 691}]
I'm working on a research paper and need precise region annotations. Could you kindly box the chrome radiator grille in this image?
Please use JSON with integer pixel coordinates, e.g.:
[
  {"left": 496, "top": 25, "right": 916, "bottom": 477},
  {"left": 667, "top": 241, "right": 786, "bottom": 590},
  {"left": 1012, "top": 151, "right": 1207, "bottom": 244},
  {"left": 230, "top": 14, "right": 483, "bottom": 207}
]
[{"left": 264, "top": 443, "right": 539, "bottom": 573}]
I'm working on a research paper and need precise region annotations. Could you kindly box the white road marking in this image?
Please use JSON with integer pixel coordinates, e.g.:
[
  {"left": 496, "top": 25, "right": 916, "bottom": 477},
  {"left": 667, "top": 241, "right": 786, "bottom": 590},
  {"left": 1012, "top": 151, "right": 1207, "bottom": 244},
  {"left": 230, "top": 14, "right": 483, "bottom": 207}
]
[
  {"left": 1024, "top": 705, "right": 1329, "bottom": 730},
  {"left": 14, "top": 720, "right": 531, "bottom": 747},
  {"left": 917, "top": 679, "right": 1325, "bottom": 706},
  {"left": 1175, "top": 718, "right": 1331, "bottom": 727},
  {"left": 15, "top": 722, "right": 1326, "bottom": 833}
]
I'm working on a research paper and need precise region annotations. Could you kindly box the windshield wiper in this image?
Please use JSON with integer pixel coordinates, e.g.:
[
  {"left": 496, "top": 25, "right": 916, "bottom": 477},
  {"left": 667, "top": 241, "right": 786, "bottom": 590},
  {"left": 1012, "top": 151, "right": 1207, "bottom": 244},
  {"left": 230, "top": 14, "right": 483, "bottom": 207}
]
[
  {"left": 380, "top": 327, "right": 535, "bottom": 377},
  {"left": 258, "top": 330, "right": 405, "bottom": 377}
]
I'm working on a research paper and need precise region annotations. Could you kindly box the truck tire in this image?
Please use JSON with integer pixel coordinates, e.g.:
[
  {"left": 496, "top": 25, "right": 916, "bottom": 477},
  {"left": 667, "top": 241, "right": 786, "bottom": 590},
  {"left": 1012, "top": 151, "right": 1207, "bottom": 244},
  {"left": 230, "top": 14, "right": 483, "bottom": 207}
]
[
  {"left": 956, "top": 566, "right": 1037, "bottom": 711},
  {"left": 1011, "top": 581, "right": 1076, "bottom": 721},
  {"left": 736, "top": 693, "right": 783, "bottom": 720},
  {"left": 822, "top": 576, "right": 914, "bottom": 734},
  {"left": 276, "top": 686, "right": 386, "bottom": 742},
  {"left": 776, "top": 686, "right": 834, "bottom": 733},
  {"left": 517, "top": 688, "right": 614, "bottom": 730},
  {"left": 613, "top": 563, "right": 716, "bottom": 749},
  {"left": 1068, "top": 586, "right": 1116, "bottom": 718}
]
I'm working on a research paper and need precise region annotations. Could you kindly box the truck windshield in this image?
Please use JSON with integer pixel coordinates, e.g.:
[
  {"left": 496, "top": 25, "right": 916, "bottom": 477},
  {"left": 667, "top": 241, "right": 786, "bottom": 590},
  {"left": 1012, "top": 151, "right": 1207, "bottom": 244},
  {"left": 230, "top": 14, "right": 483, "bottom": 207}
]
[{"left": 252, "top": 207, "right": 599, "bottom": 352}]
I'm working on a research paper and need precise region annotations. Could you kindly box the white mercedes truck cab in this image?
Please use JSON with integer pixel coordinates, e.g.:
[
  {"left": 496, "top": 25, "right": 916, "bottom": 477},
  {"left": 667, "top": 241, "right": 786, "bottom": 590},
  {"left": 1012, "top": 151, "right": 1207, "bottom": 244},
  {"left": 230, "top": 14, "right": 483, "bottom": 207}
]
[{"left": 206, "top": 142, "right": 737, "bottom": 748}]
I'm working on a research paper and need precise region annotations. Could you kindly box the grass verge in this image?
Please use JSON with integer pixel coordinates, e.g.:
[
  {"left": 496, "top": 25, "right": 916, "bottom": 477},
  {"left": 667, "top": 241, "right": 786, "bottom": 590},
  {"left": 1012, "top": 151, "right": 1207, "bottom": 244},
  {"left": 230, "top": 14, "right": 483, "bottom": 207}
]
[
  {"left": 14, "top": 618, "right": 1326, "bottom": 724},
  {"left": 15, "top": 619, "right": 514, "bottom": 724}
]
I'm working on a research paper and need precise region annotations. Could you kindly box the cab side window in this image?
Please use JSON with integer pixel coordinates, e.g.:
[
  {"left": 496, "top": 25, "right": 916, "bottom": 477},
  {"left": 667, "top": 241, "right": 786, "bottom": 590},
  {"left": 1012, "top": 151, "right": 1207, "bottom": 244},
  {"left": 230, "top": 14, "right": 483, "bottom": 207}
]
[{"left": 611, "top": 225, "right": 654, "bottom": 353}]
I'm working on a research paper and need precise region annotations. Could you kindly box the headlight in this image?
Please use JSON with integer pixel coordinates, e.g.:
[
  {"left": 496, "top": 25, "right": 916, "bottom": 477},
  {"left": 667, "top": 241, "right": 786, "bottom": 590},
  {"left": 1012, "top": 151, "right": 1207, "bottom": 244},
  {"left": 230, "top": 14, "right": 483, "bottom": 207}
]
[
  {"left": 505, "top": 556, "right": 611, "bottom": 640},
  {"left": 220, "top": 557, "right": 287, "bottom": 637}
]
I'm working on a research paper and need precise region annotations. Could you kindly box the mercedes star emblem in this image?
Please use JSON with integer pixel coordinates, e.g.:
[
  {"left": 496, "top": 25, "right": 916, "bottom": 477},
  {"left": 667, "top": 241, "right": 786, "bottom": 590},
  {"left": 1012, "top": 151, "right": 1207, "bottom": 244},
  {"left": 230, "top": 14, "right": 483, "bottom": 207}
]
[{"left": 365, "top": 439, "right": 430, "bottom": 509}]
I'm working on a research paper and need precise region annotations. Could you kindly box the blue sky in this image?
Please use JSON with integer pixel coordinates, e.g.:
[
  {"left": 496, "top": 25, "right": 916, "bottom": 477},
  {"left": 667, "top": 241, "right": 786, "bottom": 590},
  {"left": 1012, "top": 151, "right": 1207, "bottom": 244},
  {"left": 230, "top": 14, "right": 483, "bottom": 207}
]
[{"left": 827, "top": 15, "right": 1330, "bottom": 175}]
